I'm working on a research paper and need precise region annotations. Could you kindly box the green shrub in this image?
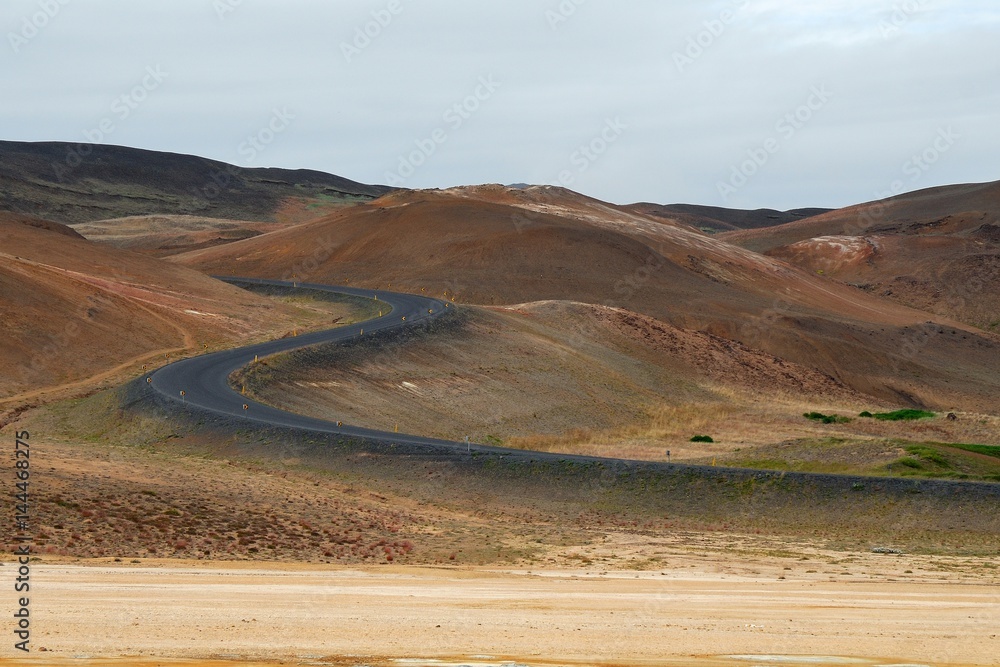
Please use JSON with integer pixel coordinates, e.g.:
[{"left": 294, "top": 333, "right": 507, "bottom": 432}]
[
  {"left": 873, "top": 409, "right": 935, "bottom": 421},
  {"left": 859, "top": 411, "right": 873, "bottom": 418},
  {"left": 690, "top": 435, "right": 714, "bottom": 443},
  {"left": 803, "top": 412, "right": 852, "bottom": 424}
]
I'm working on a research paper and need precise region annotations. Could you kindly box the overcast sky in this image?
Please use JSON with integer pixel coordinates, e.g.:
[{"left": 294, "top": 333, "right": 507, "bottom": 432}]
[{"left": 3, "top": 0, "right": 998, "bottom": 209}]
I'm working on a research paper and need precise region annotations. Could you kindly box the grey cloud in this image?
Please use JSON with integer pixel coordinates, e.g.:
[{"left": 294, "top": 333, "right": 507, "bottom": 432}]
[{"left": 2, "top": 0, "right": 997, "bottom": 209}]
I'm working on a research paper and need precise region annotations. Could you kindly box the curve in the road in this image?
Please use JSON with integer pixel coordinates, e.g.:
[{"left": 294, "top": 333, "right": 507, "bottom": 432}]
[
  {"left": 149, "top": 277, "right": 462, "bottom": 448},
  {"left": 143, "top": 277, "right": 1000, "bottom": 498}
]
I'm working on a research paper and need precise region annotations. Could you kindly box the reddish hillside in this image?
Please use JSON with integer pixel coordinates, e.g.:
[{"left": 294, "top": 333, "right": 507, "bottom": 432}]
[
  {"left": 175, "top": 185, "right": 917, "bottom": 324},
  {"left": 722, "top": 180, "right": 1000, "bottom": 252},
  {"left": 723, "top": 181, "right": 1000, "bottom": 329},
  {"left": 0, "top": 213, "right": 309, "bottom": 402},
  {"left": 173, "top": 186, "right": 1000, "bottom": 412},
  {"left": 1, "top": 211, "right": 84, "bottom": 238}
]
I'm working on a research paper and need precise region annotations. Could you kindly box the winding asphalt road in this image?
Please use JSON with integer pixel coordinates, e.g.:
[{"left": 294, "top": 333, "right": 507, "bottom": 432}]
[
  {"left": 149, "top": 277, "right": 463, "bottom": 447},
  {"left": 143, "top": 277, "right": 1000, "bottom": 500}
]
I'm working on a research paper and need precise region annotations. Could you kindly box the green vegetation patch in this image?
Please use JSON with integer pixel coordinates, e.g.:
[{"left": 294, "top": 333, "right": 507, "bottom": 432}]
[
  {"left": 803, "top": 411, "right": 852, "bottom": 424},
  {"left": 885, "top": 441, "right": 1000, "bottom": 481},
  {"left": 867, "top": 409, "right": 936, "bottom": 421},
  {"left": 904, "top": 445, "right": 951, "bottom": 468},
  {"left": 944, "top": 443, "right": 1000, "bottom": 459},
  {"left": 690, "top": 435, "right": 714, "bottom": 443},
  {"left": 714, "top": 437, "right": 1000, "bottom": 483}
]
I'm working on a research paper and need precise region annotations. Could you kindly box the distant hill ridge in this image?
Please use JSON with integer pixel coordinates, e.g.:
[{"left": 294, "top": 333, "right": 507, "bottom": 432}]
[
  {"left": 0, "top": 140, "right": 393, "bottom": 224},
  {"left": 0, "top": 141, "right": 837, "bottom": 233},
  {"left": 626, "top": 202, "right": 833, "bottom": 233}
]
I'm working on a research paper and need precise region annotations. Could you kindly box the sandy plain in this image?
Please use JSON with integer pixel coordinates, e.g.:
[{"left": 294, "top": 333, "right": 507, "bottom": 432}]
[{"left": 3, "top": 547, "right": 998, "bottom": 667}]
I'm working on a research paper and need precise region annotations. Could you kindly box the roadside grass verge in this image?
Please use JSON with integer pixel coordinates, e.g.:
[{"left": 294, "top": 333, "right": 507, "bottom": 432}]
[
  {"left": 228, "top": 279, "right": 385, "bottom": 328},
  {"left": 945, "top": 443, "right": 1000, "bottom": 459}
]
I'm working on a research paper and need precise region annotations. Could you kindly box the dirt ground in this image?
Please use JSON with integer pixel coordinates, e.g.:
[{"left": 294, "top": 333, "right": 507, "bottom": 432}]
[
  {"left": 4, "top": 413, "right": 1000, "bottom": 667},
  {"left": 3, "top": 551, "right": 998, "bottom": 667}
]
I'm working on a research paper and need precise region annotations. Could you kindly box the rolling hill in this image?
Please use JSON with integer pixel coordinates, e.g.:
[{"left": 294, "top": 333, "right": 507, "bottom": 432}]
[
  {"left": 0, "top": 212, "right": 315, "bottom": 403},
  {"left": 722, "top": 181, "right": 1000, "bottom": 329},
  {"left": 173, "top": 184, "right": 1000, "bottom": 413},
  {"left": 626, "top": 202, "right": 832, "bottom": 233}
]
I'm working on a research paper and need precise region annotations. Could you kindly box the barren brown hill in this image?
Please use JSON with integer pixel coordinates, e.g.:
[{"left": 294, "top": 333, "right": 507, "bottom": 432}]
[
  {"left": 0, "top": 210, "right": 85, "bottom": 238},
  {"left": 238, "top": 301, "right": 869, "bottom": 453},
  {"left": 239, "top": 301, "right": 1000, "bottom": 461},
  {"left": 174, "top": 185, "right": 1000, "bottom": 412},
  {"left": 721, "top": 180, "right": 1000, "bottom": 252},
  {"left": 0, "top": 212, "right": 318, "bottom": 403},
  {"left": 721, "top": 181, "right": 1000, "bottom": 329}
]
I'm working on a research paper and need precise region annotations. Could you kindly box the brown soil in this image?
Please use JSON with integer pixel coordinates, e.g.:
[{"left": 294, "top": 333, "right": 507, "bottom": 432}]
[
  {"left": 5, "top": 176, "right": 1000, "bottom": 667},
  {"left": 2, "top": 411, "right": 998, "bottom": 666},
  {"left": 240, "top": 302, "right": 866, "bottom": 447},
  {"left": 0, "top": 214, "right": 334, "bottom": 405},
  {"left": 723, "top": 182, "right": 1000, "bottom": 330},
  {"left": 722, "top": 180, "right": 1000, "bottom": 252},
  {"left": 234, "top": 301, "right": 1000, "bottom": 464},
  {"left": 170, "top": 186, "right": 1000, "bottom": 413}
]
